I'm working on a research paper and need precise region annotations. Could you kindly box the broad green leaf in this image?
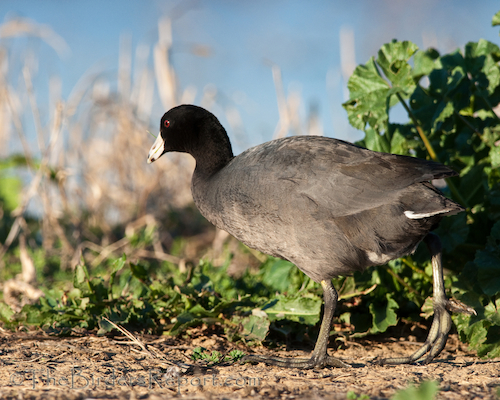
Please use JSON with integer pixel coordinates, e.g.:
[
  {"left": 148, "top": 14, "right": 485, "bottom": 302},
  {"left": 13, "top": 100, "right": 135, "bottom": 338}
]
[
  {"left": 465, "top": 40, "right": 500, "bottom": 95},
  {"left": 343, "top": 57, "right": 390, "bottom": 131},
  {"left": 467, "top": 320, "right": 489, "bottom": 349},
  {"left": 413, "top": 48, "right": 441, "bottom": 79},
  {"left": 169, "top": 314, "right": 204, "bottom": 336},
  {"left": 432, "top": 101, "right": 455, "bottom": 131},
  {"left": 186, "top": 303, "right": 218, "bottom": 318},
  {"left": 347, "top": 57, "right": 389, "bottom": 97},
  {"left": 388, "top": 124, "right": 421, "bottom": 155},
  {"left": 477, "top": 328, "right": 500, "bottom": 358},
  {"left": 262, "top": 294, "right": 322, "bottom": 325},
  {"left": 377, "top": 40, "right": 418, "bottom": 95},
  {"left": 389, "top": 128, "right": 410, "bottom": 155},
  {"left": 260, "top": 259, "right": 296, "bottom": 293},
  {"left": 410, "top": 85, "right": 440, "bottom": 133},
  {"left": 363, "top": 127, "right": 391, "bottom": 153},
  {"left": 369, "top": 293, "right": 399, "bottom": 334},
  {"left": 440, "top": 50, "right": 467, "bottom": 81},
  {"left": 234, "top": 314, "right": 270, "bottom": 341},
  {"left": 421, "top": 51, "right": 471, "bottom": 115},
  {"left": 460, "top": 164, "right": 486, "bottom": 206},
  {"left": 484, "top": 299, "right": 500, "bottom": 326},
  {"left": 465, "top": 39, "right": 500, "bottom": 59},
  {"left": 435, "top": 213, "right": 469, "bottom": 252},
  {"left": 475, "top": 222, "right": 500, "bottom": 296}
]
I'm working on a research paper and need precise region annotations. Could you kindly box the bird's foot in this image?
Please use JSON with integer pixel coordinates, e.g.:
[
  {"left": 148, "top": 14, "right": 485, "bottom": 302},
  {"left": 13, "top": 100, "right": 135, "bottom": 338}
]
[
  {"left": 445, "top": 297, "right": 476, "bottom": 315},
  {"left": 379, "top": 297, "right": 476, "bottom": 365},
  {"left": 241, "top": 353, "right": 350, "bottom": 369}
]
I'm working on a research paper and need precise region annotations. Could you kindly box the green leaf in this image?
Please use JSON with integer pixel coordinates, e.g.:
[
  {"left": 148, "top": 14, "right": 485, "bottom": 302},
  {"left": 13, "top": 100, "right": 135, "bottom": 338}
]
[
  {"left": 432, "top": 101, "right": 454, "bottom": 131},
  {"left": 262, "top": 294, "right": 322, "bottom": 325},
  {"left": 467, "top": 320, "right": 489, "bottom": 350},
  {"left": 484, "top": 299, "right": 500, "bottom": 326},
  {"left": 169, "top": 313, "right": 204, "bottom": 336},
  {"left": 391, "top": 381, "right": 439, "bottom": 400},
  {"left": 413, "top": 48, "right": 441, "bottom": 79},
  {"left": 493, "top": 10, "right": 500, "bottom": 26},
  {"left": 435, "top": 213, "right": 469, "bottom": 253},
  {"left": 478, "top": 251, "right": 500, "bottom": 281},
  {"left": 80, "top": 297, "right": 90, "bottom": 310},
  {"left": 377, "top": 40, "right": 418, "bottom": 95},
  {"left": 73, "top": 263, "right": 90, "bottom": 292},
  {"left": 343, "top": 57, "right": 391, "bottom": 131},
  {"left": 0, "top": 302, "right": 14, "bottom": 323},
  {"left": 260, "top": 259, "right": 296, "bottom": 293},
  {"left": 97, "top": 318, "right": 115, "bottom": 334},
  {"left": 369, "top": 293, "right": 399, "bottom": 334},
  {"left": 234, "top": 313, "right": 270, "bottom": 341},
  {"left": 187, "top": 303, "right": 219, "bottom": 318},
  {"left": 389, "top": 127, "right": 410, "bottom": 155},
  {"left": 108, "top": 256, "right": 127, "bottom": 298},
  {"left": 363, "top": 127, "right": 391, "bottom": 153},
  {"left": 415, "top": 50, "right": 471, "bottom": 118},
  {"left": 130, "top": 262, "right": 149, "bottom": 281},
  {"left": 460, "top": 164, "right": 486, "bottom": 206},
  {"left": 409, "top": 85, "right": 439, "bottom": 133},
  {"left": 490, "top": 145, "right": 500, "bottom": 169},
  {"left": 465, "top": 39, "right": 500, "bottom": 95},
  {"left": 475, "top": 222, "right": 500, "bottom": 296}
]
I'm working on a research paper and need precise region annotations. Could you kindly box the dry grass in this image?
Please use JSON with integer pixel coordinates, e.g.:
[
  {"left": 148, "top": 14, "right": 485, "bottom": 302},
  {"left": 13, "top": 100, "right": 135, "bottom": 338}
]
[
  {"left": 0, "top": 17, "right": 198, "bottom": 271},
  {"left": 0, "top": 15, "right": 326, "bottom": 274}
]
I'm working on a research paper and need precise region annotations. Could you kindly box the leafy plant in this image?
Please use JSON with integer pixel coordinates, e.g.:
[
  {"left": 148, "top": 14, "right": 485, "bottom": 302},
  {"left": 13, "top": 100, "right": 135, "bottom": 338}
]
[
  {"left": 191, "top": 346, "right": 245, "bottom": 366},
  {"left": 1, "top": 11, "right": 500, "bottom": 363},
  {"left": 391, "top": 381, "right": 439, "bottom": 400},
  {"left": 347, "top": 391, "right": 370, "bottom": 400},
  {"left": 342, "top": 11, "right": 500, "bottom": 357}
]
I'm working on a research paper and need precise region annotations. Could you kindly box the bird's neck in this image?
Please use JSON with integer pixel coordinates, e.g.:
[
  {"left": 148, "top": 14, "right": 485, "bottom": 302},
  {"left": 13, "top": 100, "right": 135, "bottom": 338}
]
[{"left": 191, "top": 124, "right": 234, "bottom": 178}]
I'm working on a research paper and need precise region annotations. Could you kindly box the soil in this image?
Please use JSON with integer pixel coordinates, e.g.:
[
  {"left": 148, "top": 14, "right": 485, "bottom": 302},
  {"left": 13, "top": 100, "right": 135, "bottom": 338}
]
[{"left": 0, "top": 328, "right": 498, "bottom": 400}]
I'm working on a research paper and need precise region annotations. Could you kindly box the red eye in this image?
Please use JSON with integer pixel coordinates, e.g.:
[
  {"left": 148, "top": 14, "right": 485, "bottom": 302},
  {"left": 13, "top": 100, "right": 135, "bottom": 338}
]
[{"left": 164, "top": 120, "right": 170, "bottom": 128}]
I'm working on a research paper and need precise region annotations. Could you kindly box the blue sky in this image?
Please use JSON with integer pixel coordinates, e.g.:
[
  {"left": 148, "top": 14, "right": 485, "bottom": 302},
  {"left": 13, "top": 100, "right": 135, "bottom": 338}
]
[{"left": 1, "top": 1, "right": 499, "bottom": 152}]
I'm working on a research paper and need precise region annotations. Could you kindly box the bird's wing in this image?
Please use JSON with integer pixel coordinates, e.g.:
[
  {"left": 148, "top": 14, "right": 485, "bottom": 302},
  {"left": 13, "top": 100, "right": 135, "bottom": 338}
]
[{"left": 237, "top": 136, "right": 455, "bottom": 217}]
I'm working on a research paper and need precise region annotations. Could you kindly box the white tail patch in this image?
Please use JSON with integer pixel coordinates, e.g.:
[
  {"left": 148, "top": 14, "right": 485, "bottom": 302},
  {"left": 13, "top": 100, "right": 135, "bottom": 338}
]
[
  {"left": 404, "top": 210, "right": 446, "bottom": 219},
  {"left": 366, "top": 251, "right": 392, "bottom": 264}
]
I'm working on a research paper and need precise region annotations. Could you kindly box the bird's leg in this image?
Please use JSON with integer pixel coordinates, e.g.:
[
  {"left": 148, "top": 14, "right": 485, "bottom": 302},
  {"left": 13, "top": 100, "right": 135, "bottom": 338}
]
[
  {"left": 242, "top": 279, "right": 350, "bottom": 369},
  {"left": 380, "top": 233, "right": 475, "bottom": 365}
]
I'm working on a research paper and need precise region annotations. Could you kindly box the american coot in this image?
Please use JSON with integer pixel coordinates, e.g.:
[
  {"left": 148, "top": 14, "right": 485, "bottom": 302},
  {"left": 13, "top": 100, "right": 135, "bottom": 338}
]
[{"left": 148, "top": 104, "right": 475, "bottom": 369}]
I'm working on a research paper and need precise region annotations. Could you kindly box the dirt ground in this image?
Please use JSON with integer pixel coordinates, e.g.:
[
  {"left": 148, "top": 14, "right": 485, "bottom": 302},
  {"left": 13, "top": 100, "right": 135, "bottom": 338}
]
[{"left": 0, "top": 328, "right": 498, "bottom": 400}]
